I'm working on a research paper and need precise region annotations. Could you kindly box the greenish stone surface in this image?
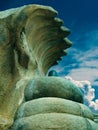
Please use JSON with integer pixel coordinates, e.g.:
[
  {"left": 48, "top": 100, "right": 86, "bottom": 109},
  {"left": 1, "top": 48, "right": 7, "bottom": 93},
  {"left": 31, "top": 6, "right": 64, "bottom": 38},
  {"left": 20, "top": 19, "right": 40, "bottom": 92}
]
[
  {"left": 0, "top": 4, "right": 97, "bottom": 130},
  {"left": 10, "top": 113, "right": 98, "bottom": 130},
  {"left": 16, "top": 97, "right": 94, "bottom": 120},
  {"left": 24, "top": 77, "right": 83, "bottom": 103}
]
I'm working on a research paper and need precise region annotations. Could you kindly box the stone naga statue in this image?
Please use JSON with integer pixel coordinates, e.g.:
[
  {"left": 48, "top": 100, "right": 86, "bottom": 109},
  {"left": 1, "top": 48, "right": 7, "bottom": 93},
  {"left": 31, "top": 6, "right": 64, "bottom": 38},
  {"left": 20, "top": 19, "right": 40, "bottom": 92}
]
[{"left": 0, "top": 4, "right": 98, "bottom": 130}]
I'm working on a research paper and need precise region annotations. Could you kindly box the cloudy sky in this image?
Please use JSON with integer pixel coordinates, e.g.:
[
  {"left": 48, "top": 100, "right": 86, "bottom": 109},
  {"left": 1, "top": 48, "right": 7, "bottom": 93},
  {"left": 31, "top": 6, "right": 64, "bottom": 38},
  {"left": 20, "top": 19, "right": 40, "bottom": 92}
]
[{"left": 0, "top": 0, "right": 98, "bottom": 113}]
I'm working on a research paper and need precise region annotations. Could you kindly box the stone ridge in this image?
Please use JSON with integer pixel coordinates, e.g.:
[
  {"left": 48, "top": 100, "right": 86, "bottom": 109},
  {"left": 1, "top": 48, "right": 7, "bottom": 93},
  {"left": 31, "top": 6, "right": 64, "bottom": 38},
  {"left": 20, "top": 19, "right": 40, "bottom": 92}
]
[
  {"left": 0, "top": 4, "right": 57, "bottom": 19},
  {"left": 16, "top": 97, "right": 94, "bottom": 120},
  {"left": 0, "top": 4, "right": 72, "bottom": 75}
]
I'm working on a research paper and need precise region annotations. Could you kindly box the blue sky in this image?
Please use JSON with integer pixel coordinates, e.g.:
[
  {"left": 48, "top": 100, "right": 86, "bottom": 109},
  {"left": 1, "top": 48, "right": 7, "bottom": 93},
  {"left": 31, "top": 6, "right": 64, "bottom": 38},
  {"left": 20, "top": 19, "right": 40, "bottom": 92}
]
[{"left": 0, "top": 0, "right": 98, "bottom": 113}]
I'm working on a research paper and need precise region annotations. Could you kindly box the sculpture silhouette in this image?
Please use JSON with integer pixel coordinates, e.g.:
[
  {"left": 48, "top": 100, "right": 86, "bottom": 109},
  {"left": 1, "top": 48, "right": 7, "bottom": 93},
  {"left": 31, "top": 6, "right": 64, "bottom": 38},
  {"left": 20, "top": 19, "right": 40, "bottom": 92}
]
[{"left": 0, "top": 4, "right": 97, "bottom": 130}]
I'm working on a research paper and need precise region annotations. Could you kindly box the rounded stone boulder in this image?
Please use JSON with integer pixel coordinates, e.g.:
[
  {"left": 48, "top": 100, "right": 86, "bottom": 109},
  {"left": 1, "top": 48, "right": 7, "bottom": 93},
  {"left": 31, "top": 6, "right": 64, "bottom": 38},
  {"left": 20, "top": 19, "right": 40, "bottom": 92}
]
[
  {"left": 10, "top": 113, "right": 98, "bottom": 130},
  {"left": 24, "top": 77, "right": 83, "bottom": 103},
  {"left": 16, "top": 97, "right": 94, "bottom": 120}
]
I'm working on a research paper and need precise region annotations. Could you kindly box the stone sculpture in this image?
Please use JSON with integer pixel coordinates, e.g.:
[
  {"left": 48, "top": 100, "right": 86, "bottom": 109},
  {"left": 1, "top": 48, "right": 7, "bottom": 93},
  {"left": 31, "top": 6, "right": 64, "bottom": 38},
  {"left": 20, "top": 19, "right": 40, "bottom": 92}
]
[{"left": 0, "top": 4, "right": 98, "bottom": 130}]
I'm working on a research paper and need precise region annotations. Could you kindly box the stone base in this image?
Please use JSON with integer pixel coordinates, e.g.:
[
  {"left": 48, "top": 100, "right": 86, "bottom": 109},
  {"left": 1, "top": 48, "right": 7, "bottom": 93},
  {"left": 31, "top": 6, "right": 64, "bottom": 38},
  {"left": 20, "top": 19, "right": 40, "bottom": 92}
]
[{"left": 10, "top": 113, "right": 98, "bottom": 130}]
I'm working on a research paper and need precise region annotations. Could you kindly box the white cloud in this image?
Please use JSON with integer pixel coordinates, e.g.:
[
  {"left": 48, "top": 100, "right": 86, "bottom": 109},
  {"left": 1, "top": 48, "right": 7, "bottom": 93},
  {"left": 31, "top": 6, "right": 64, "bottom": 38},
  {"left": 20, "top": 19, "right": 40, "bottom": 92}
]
[
  {"left": 80, "top": 60, "right": 98, "bottom": 68},
  {"left": 89, "top": 100, "right": 98, "bottom": 110},
  {"left": 65, "top": 76, "right": 98, "bottom": 112},
  {"left": 79, "top": 48, "right": 98, "bottom": 61},
  {"left": 65, "top": 46, "right": 98, "bottom": 85},
  {"left": 67, "top": 68, "right": 98, "bottom": 85}
]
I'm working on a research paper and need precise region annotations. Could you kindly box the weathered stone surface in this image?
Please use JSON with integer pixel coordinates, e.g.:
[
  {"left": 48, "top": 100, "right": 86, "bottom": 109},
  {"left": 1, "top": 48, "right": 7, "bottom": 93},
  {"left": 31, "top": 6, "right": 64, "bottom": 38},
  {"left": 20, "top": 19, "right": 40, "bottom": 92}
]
[
  {"left": 0, "top": 116, "right": 13, "bottom": 130},
  {"left": 0, "top": 4, "right": 97, "bottom": 130},
  {"left": 16, "top": 97, "right": 94, "bottom": 120},
  {"left": 24, "top": 77, "right": 83, "bottom": 103},
  {"left": 0, "top": 4, "right": 72, "bottom": 130},
  {"left": 10, "top": 113, "right": 98, "bottom": 130}
]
